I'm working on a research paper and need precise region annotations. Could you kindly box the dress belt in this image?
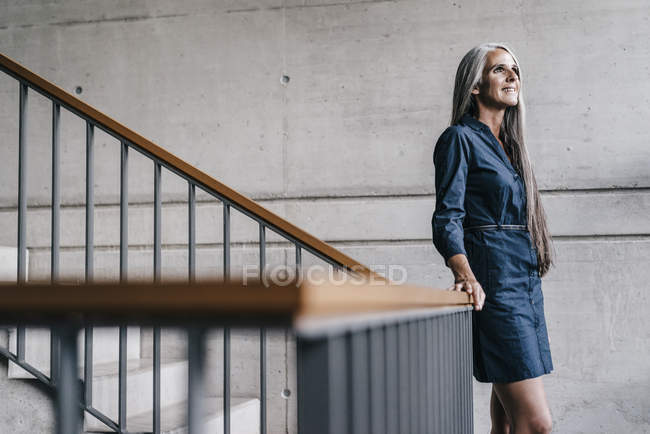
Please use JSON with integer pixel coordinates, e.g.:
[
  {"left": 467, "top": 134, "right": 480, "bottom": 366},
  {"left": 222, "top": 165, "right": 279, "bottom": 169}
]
[{"left": 464, "top": 224, "right": 528, "bottom": 233}]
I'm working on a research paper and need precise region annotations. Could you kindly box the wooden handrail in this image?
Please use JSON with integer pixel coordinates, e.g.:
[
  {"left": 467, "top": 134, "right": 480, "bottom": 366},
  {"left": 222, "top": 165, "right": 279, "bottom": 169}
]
[
  {"left": 0, "top": 281, "right": 471, "bottom": 324},
  {"left": 0, "top": 52, "right": 383, "bottom": 281}
]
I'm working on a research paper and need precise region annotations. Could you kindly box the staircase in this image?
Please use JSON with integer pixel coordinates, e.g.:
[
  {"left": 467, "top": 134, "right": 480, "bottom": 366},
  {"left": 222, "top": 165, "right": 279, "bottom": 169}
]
[
  {"left": 0, "top": 248, "right": 261, "bottom": 433},
  {"left": 0, "top": 52, "right": 381, "bottom": 433}
]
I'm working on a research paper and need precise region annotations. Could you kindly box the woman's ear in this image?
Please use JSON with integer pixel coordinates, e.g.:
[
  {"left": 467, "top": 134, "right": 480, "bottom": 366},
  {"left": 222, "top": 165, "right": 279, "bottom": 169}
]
[{"left": 471, "top": 85, "right": 480, "bottom": 95}]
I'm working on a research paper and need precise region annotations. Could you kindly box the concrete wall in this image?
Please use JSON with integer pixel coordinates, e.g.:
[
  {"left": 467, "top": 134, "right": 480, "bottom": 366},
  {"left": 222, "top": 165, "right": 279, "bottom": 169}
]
[{"left": 1, "top": 0, "right": 649, "bottom": 432}]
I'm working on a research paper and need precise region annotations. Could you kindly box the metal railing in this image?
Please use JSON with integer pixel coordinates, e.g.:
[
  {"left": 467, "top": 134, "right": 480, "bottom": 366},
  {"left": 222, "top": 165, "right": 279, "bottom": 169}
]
[
  {"left": 0, "top": 52, "right": 385, "bottom": 434},
  {"left": 0, "top": 280, "right": 473, "bottom": 434},
  {"left": 296, "top": 306, "right": 474, "bottom": 434}
]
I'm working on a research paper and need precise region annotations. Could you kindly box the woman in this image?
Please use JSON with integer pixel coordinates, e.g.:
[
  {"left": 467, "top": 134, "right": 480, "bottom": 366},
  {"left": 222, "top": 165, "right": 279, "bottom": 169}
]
[{"left": 432, "top": 43, "right": 554, "bottom": 433}]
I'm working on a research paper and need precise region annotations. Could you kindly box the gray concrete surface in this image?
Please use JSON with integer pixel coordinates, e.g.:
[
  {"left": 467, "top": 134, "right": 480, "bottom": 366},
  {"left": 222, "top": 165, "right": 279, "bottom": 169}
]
[
  {"left": 0, "top": 329, "right": 55, "bottom": 433},
  {"left": 0, "top": 0, "right": 649, "bottom": 433}
]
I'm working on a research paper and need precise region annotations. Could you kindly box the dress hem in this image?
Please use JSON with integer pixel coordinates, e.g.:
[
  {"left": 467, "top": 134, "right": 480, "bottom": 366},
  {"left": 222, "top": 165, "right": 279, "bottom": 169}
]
[{"left": 473, "top": 368, "right": 553, "bottom": 384}]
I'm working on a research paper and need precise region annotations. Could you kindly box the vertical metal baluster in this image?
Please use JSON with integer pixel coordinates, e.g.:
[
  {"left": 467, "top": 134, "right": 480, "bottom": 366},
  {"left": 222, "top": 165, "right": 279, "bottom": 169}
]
[
  {"left": 223, "top": 203, "right": 230, "bottom": 281},
  {"left": 153, "top": 326, "right": 161, "bottom": 434},
  {"left": 16, "top": 83, "right": 27, "bottom": 363},
  {"left": 259, "top": 223, "right": 267, "bottom": 434},
  {"left": 409, "top": 321, "right": 418, "bottom": 433},
  {"left": 120, "top": 141, "right": 128, "bottom": 281},
  {"left": 188, "top": 183, "right": 195, "bottom": 282},
  {"left": 369, "top": 327, "right": 385, "bottom": 434},
  {"left": 462, "top": 312, "right": 466, "bottom": 433},
  {"left": 85, "top": 326, "right": 93, "bottom": 408},
  {"left": 453, "top": 312, "right": 463, "bottom": 433},
  {"left": 153, "top": 161, "right": 162, "bottom": 434},
  {"left": 443, "top": 315, "right": 453, "bottom": 433},
  {"left": 345, "top": 332, "right": 354, "bottom": 434},
  {"left": 456, "top": 314, "right": 460, "bottom": 433},
  {"left": 384, "top": 325, "right": 396, "bottom": 434},
  {"left": 350, "top": 330, "right": 370, "bottom": 434},
  {"left": 398, "top": 322, "right": 408, "bottom": 434},
  {"left": 442, "top": 315, "right": 447, "bottom": 433},
  {"left": 458, "top": 314, "right": 463, "bottom": 434},
  {"left": 118, "top": 325, "right": 127, "bottom": 431},
  {"left": 51, "top": 102, "right": 60, "bottom": 282},
  {"left": 419, "top": 320, "right": 426, "bottom": 434},
  {"left": 17, "top": 82, "right": 27, "bottom": 283},
  {"left": 454, "top": 313, "right": 458, "bottom": 434},
  {"left": 295, "top": 244, "right": 301, "bottom": 284},
  {"left": 449, "top": 315, "right": 453, "bottom": 433},
  {"left": 188, "top": 327, "right": 207, "bottom": 434},
  {"left": 466, "top": 309, "right": 474, "bottom": 433},
  {"left": 435, "top": 316, "right": 441, "bottom": 434},
  {"left": 458, "top": 313, "right": 463, "bottom": 434},
  {"left": 223, "top": 203, "right": 231, "bottom": 434},
  {"left": 50, "top": 101, "right": 61, "bottom": 385},
  {"left": 50, "top": 328, "right": 60, "bottom": 385},
  {"left": 154, "top": 162, "right": 162, "bottom": 283},
  {"left": 85, "top": 121, "right": 94, "bottom": 282},
  {"left": 426, "top": 318, "right": 433, "bottom": 434},
  {"left": 84, "top": 121, "right": 94, "bottom": 415},
  {"left": 16, "top": 329, "right": 25, "bottom": 363},
  {"left": 118, "top": 141, "right": 129, "bottom": 431},
  {"left": 57, "top": 325, "right": 80, "bottom": 434},
  {"left": 461, "top": 312, "right": 465, "bottom": 433}
]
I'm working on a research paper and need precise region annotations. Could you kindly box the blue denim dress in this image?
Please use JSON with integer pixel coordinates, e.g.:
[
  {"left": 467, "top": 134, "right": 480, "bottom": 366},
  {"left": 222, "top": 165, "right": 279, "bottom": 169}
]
[{"left": 431, "top": 113, "right": 553, "bottom": 383}]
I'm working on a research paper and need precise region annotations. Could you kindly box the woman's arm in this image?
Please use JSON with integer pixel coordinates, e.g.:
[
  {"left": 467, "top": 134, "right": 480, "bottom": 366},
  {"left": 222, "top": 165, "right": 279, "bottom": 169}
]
[{"left": 431, "top": 128, "right": 485, "bottom": 310}]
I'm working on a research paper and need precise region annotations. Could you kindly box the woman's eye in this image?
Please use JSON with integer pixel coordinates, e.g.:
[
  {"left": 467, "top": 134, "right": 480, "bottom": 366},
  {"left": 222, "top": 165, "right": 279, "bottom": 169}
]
[{"left": 494, "top": 67, "right": 504, "bottom": 72}]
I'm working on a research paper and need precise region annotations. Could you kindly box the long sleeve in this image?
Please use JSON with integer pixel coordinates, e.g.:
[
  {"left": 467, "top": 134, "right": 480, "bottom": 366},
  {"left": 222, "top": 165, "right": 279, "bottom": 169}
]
[{"left": 432, "top": 127, "right": 469, "bottom": 265}]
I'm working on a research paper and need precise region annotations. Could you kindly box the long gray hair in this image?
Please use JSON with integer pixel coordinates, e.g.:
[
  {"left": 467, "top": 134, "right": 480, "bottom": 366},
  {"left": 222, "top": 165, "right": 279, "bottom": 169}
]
[{"left": 451, "top": 43, "right": 554, "bottom": 276}]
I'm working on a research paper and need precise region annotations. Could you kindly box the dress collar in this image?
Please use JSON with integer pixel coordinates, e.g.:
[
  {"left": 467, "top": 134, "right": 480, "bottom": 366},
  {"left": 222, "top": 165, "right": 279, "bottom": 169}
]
[
  {"left": 459, "top": 112, "right": 490, "bottom": 133},
  {"left": 459, "top": 113, "right": 519, "bottom": 176}
]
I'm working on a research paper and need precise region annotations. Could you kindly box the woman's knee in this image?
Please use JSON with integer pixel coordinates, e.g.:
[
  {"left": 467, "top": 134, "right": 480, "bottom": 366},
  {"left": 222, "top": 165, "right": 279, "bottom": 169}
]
[{"left": 525, "top": 413, "right": 553, "bottom": 434}]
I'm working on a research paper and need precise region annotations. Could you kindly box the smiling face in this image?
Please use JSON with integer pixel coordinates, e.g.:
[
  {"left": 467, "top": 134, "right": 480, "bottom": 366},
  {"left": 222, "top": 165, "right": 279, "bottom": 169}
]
[{"left": 472, "top": 48, "right": 520, "bottom": 109}]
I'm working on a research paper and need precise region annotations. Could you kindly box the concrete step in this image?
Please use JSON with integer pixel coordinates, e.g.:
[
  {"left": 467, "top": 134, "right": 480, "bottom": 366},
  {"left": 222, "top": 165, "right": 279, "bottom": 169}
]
[
  {"left": 84, "top": 358, "right": 188, "bottom": 432},
  {"left": 7, "top": 326, "right": 141, "bottom": 379},
  {"left": 114, "top": 397, "right": 260, "bottom": 434},
  {"left": 0, "top": 246, "right": 24, "bottom": 282}
]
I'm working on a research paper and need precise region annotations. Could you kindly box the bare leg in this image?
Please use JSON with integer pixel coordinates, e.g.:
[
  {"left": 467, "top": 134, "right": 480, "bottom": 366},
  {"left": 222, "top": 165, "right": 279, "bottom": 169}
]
[
  {"left": 490, "top": 385, "right": 511, "bottom": 434},
  {"left": 493, "top": 376, "right": 552, "bottom": 434}
]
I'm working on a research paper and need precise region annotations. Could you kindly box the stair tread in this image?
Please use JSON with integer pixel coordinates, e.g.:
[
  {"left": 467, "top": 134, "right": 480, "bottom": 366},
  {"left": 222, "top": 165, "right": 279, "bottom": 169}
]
[
  {"left": 91, "top": 358, "right": 186, "bottom": 378},
  {"left": 125, "top": 397, "right": 259, "bottom": 433}
]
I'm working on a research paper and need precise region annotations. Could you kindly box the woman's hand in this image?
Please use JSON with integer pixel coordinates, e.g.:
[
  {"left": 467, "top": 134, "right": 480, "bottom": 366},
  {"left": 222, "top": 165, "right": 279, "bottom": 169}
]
[
  {"left": 446, "top": 253, "right": 486, "bottom": 311},
  {"left": 447, "top": 278, "right": 485, "bottom": 311}
]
